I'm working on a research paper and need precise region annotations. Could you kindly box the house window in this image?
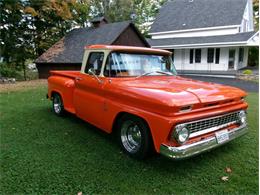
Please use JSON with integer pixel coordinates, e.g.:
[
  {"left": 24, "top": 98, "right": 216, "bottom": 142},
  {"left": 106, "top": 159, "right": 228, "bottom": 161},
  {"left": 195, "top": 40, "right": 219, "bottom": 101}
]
[
  {"left": 195, "top": 49, "right": 201, "bottom": 63},
  {"left": 215, "top": 48, "right": 220, "bottom": 64},
  {"left": 239, "top": 48, "right": 244, "bottom": 62},
  {"left": 189, "top": 49, "right": 194, "bottom": 64},
  {"left": 207, "top": 48, "right": 214, "bottom": 63}
]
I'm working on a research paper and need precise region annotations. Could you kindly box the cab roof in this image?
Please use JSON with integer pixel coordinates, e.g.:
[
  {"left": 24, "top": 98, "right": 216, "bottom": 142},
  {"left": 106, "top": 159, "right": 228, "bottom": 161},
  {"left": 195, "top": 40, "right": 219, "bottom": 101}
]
[{"left": 85, "top": 44, "right": 171, "bottom": 55}]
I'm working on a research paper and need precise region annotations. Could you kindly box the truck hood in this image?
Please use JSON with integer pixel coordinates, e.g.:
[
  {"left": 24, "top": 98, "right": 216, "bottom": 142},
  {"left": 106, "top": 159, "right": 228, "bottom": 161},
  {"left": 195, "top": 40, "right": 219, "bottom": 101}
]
[{"left": 109, "top": 76, "right": 246, "bottom": 114}]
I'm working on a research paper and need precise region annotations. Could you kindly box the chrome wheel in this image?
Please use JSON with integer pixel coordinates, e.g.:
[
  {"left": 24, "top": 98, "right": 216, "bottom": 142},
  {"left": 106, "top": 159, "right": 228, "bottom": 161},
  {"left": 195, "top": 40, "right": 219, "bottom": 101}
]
[
  {"left": 118, "top": 115, "right": 153, "bottom": 159},
  {"left": 121, "top": 120, "right": 142, "bottom": 153},
  {"left": 53, "top": 95, "right": 62, "bottom": 114}
]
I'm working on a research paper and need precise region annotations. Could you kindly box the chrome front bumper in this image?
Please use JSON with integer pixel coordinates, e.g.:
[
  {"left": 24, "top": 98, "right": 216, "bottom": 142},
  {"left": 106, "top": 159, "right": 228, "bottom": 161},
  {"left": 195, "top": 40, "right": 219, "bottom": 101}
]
[{"left": 160, "top": 124, "right": 248, "bottom": 160}]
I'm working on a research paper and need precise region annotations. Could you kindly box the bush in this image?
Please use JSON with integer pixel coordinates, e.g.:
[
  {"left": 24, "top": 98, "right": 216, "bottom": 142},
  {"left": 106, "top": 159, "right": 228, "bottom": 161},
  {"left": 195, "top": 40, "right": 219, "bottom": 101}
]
[
  {"left": 16, "top": 70, "right": 38, "bottom": 81},
  {"left": 242, "top": 69, "right": 253, "bottom": 75},
  {"left": 0, "top": 62, "right": 39, "bottom": 80},
  {"left": 0, "top": 62, "right": 18, "bottom": 78},
  {"left": 248, "top": 47, "right": 259, "bottom": 67}
]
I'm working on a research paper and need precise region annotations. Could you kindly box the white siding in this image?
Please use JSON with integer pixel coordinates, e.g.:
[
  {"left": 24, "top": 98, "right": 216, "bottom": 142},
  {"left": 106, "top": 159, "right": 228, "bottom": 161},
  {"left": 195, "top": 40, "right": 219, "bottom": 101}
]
[
  {"left": 152, "top": 27, "right": 239, "bottom": 39},
  {"left": 173, "top": 47, "right": 249, "bottom": 72},
  {"left": 219, "top": 48, "right": 229, "bottom": 70},
  {"left": 240, "top": 0, "right": 254, "bottom": 32},
  {"left": 198, "top": 49, "right": 208, "bottom": 70},
  {"left": 235, "top": 47, "right": 239, "bottom": 70},
  {"left": 173, "top": 49, "right": 182, "bottom": 70},
  {"left": 151, "top": 0, "right": 253, "bottom": 73}
]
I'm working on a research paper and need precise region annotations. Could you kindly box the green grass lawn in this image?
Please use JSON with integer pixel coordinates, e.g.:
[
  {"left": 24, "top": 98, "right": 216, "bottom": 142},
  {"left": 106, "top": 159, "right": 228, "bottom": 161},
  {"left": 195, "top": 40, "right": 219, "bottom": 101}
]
[{"left": 0, "top": 86, "right": 258, "bottom": 194}]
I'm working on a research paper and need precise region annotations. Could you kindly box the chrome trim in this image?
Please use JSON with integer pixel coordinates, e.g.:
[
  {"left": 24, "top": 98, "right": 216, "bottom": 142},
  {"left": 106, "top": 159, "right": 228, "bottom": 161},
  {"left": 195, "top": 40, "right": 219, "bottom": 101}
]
[
  {"left": 178, "top": 110, "right": 241, "bottom": 138},
  {"left": 179, "top": 105, "right": 192, "bottom": 113},
  {"left": 173, "top": 124, "right": 190, "bottom": 144},
  {"left": 189, "top": 121, "right": 237, "bottom": 138},
  {"left": 88, "top": 68, "right": 103, "bottom": 84},
  {"left": 120, "top": 121, "right": 142, "bottom": 153},
  {"left": 160, "top": 124, "right": 247, "bottom": 160},
  {"left": 53, "top": 95, "right": 62, "bottom": 114},
  {"left": 184, "top": 110, "right": 240, "bottom": 126}
]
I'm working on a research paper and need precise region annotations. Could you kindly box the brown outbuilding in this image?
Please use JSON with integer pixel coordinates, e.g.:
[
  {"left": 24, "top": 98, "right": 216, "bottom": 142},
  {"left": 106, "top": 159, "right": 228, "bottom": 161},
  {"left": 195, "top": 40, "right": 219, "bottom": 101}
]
[{"left": 35, "top": 17, "right": 149, "bottom": 78}]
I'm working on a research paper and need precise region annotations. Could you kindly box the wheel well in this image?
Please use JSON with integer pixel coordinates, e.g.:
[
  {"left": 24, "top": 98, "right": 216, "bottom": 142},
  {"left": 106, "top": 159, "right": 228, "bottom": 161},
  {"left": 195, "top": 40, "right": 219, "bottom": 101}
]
[
  {"left": 112, "top": 112, "right": 149, "bottom": 130},
  {"left": 51, "top": 91, "right": 61, "bottom": 99},
  {"left": 112, "top": 112, "right": 155, "bottom": 152}
]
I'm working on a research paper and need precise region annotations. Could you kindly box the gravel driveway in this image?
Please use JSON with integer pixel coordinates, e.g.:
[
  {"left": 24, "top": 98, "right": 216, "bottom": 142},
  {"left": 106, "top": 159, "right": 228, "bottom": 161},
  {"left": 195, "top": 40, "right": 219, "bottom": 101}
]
[
  {"left": 182, "top": 76, "right": 259, "bottom": 93},
  {"left": 0, "top": 79, "right": 47, "bottom": 93}
]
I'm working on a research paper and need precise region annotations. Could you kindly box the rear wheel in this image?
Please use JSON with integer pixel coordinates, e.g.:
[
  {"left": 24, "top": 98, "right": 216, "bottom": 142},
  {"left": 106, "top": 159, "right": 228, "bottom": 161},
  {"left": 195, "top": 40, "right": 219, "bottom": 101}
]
[
  {"left": 52, "top": 93, "right": 65, "bottom": 116},
  {"left": 117, "top": 114, "right": 153, "bottom": 159}
]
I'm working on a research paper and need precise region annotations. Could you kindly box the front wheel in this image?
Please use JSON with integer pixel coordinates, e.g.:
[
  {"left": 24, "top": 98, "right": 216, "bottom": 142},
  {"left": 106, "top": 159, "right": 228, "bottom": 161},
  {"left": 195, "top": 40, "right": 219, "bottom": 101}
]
[
  {"left": 117, "top": 115, "right": 153, "bottom": 159},
  {"left": 52, "top": 93, "right": 65, "bottom": 116}
]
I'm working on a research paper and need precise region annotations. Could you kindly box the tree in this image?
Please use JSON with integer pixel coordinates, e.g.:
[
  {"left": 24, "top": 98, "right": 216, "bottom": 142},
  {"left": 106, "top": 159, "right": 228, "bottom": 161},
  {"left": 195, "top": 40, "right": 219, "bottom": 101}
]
[
  {"left": 253, "top": 0, "right": 259, "bottom": 30},
  {"left": 1, "top": 0, "right": 91, "bottom": 79},
  {"left": 0, "top": 0, "right": 24, "bottom": 63},
  {"left": 89, "top": 0, "right": 166, "bottom": 36},
  {"left": 0, "top": 0, "right": 34, "bottom": 79},
  {"left": 1, "top": 0, "right": 166, "bottom": 80},
  {"left": 24, "top": 0, "right": 80, "bottom": 56},
  {"left": 132, "top": 0, "right": 166, "bottom": 36},
  {"left": 248, "top": 0, "right": 259, "bottom": 67}
]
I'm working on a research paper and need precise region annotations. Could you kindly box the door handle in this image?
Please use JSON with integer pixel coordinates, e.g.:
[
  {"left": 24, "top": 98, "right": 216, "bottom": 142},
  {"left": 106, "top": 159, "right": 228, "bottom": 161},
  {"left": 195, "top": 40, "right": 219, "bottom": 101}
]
[{"left": 75, "top": 77, "right": 82, "bottom": 81}]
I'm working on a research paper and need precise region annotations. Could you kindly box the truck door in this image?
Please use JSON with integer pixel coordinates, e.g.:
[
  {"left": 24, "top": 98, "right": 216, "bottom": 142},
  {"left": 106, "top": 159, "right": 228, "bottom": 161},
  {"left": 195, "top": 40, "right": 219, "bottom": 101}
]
[{"left": 74, "top": 52, "right": 107, "bottom": 130}]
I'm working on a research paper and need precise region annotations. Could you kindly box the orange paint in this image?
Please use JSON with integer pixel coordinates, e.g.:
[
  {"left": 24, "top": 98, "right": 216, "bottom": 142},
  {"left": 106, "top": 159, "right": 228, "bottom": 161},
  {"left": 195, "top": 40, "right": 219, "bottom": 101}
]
[{"left": 47, "top": 45, "right": 248, "bottom": 153}]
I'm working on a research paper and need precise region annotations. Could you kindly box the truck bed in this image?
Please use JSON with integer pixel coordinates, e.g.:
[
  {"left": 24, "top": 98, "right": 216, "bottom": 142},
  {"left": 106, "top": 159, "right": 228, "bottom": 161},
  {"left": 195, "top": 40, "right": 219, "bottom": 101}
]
[
  {"left": 48, "top": 70, "right": 82, "bottom": 114},
  {"left": 50, "top": 70, "right": 81, "bottom": 79}
]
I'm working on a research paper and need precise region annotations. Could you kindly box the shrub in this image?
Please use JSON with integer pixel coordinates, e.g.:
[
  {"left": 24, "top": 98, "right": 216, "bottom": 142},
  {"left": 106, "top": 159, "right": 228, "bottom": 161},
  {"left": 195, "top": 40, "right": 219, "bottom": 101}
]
[
  {"left": 0, "top": 62, "right": 39, "bottom": 80},
  {"left": 248, "top": 47, "right": 259, "bottom": 67},
  {"left": 15, "top": 69, "right": 39, "bottom": 81},
  {"left": 242, "top": 69, "right": 253, "bottom": 75},
  {"left": 0, "top": 62, "right": 18, "bottom": 78}
]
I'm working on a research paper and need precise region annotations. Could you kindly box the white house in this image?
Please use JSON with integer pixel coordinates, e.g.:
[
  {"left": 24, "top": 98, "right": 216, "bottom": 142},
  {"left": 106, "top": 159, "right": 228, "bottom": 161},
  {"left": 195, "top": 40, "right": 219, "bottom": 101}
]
[{"left": 148, "top": 0, "right": 259, "bottom": 75}]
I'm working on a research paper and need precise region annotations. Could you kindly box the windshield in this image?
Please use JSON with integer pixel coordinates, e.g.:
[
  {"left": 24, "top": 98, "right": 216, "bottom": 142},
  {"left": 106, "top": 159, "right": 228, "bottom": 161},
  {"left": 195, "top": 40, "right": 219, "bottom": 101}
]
[{"left": 104, "top": 52, "right": 177, "bottom": 77}]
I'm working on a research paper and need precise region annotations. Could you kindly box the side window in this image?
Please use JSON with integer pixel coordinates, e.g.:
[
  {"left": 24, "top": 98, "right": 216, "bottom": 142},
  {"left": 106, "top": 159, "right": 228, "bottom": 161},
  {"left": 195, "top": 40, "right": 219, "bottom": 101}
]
[
  {"left": 104, "top": 53, "right": 117, "bottom": 77},
  {"left": 84, "top": 52, "right": 104, "bottom": 75}
]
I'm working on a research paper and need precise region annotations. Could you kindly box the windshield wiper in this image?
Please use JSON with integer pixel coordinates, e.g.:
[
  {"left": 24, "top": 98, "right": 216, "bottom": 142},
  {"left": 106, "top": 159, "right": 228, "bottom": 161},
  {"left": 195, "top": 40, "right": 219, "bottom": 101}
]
[{"left": 137, "top": 71, "right": 173, "bottom": 78}]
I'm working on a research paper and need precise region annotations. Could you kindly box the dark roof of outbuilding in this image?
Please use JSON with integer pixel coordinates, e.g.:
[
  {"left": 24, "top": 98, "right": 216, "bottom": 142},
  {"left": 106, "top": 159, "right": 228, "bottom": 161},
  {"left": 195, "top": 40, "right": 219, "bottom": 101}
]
[
  {"left": 36, "top": 21, "right": 149, "bottom": 64},
  {"left": 150, "top": 0, "right": 247, "bottom": 33},
  {"left": 147, "top": 31, "right": 256, "bottom": 48},
  {"left": 90, "top": 16, "right": 108, "bottom": 23}
]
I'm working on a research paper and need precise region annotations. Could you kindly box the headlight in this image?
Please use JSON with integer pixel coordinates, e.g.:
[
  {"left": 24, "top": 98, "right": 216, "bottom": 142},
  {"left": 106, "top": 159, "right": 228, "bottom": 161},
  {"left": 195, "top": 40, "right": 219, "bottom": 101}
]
[
  {"left": 238, "top": 110, "right": 247, "bottom": 125},
  {"left": 173, "top": 124, "right": 190, "bottom": 144}
]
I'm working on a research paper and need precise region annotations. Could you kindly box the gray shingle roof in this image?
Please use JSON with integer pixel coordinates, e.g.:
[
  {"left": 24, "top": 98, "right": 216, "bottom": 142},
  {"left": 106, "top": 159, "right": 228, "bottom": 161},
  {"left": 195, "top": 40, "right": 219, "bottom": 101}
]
[
  {"left": 36, "top": 21, "right": 148, "bottom": 63},
  {"left": 90, "top": 16, "right": 108, "bottom": 23},
  {"left": 148, "top": 31, "right": 256, "bottom": 47},
  {"left": 150, "top": 0, "right": 247, "bottom": 33}
]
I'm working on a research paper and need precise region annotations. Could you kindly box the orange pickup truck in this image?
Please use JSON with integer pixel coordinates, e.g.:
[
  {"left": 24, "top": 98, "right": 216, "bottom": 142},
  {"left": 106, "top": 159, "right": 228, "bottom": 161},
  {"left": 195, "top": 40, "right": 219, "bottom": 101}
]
[{"left": 47, "top": 45, "right": 248, "bottom": 160}]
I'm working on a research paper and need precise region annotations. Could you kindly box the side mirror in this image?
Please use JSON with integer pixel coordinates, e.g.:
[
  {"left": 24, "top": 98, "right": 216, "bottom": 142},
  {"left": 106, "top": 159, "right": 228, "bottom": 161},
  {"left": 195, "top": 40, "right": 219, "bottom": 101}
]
[
  {"left": 88, "top": 68, "right": 102, "bottom": 84},
  {"left": 88, "top": 68, "right": 96, "bottom": 75}
]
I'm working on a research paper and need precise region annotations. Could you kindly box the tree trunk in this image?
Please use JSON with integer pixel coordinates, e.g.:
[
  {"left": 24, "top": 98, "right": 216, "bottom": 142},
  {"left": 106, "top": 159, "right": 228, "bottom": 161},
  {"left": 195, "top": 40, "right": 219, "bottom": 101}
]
[{"left": 23, "top": 62, "right": 27, "bottom": 81}]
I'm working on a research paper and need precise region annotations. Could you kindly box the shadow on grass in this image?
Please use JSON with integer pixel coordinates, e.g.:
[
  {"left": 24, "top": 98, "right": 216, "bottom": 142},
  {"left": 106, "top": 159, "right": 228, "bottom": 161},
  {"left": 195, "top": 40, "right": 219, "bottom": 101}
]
[{"left": 39, "top": 106, "right": 239, "bottom": 173}]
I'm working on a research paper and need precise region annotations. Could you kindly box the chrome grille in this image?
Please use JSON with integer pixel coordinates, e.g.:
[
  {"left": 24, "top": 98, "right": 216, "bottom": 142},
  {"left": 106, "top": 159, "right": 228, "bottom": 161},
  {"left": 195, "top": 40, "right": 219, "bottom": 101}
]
[{"left": 187, "top": 112, "right": 239, "bottom": 135}]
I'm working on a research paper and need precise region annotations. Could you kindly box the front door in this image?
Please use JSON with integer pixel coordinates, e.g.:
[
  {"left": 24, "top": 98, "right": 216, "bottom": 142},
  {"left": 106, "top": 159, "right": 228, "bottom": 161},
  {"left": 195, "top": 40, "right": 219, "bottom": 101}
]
[
  {"left": 74, "top": 52, "right": 107, "bottom": 130},
  {"left": 228, "top": 49, "right": 236, "bottom": 69}
]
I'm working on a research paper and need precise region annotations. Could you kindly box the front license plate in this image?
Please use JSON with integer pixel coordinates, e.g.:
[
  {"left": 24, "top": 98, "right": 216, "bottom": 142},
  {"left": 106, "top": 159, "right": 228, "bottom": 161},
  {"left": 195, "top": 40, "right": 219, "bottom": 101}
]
[{"left": 215, "top": 130, "right": 229, "bottom": 144}]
